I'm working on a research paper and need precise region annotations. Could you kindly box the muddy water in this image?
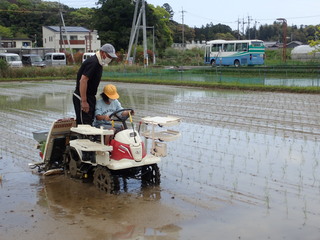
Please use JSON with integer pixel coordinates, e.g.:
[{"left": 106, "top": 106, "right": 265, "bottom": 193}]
[{"left": 0, "top": 80, "right": 320, "bottom": 240}]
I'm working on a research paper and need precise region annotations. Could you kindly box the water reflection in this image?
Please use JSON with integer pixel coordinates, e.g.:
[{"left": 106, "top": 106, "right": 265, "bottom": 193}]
[
  {"left": 265, "top": 78, "right": 320, "bottom": 87},
  {"left": 195, "top": 75, "right": 320, "bottom": 87},
  {"left": 36, "top": 175, "right": 182, "bottom": 240},
  {"left": 105, "top": 71, "right": 320, "bottom": 87}
]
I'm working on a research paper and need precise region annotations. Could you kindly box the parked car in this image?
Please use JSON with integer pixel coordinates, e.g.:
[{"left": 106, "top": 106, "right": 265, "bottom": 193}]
[
  {"left": 0, "top": 53, "right": 23, "bottom": 68},
  {"left": 44, "top": 52, "right": 66, "bottom": 66},
  {"left": 82, "top": 52, "right": 95, "bottom": 62},
  {"left": 22, "top": 54, "right": 46, "bottom": 67}
]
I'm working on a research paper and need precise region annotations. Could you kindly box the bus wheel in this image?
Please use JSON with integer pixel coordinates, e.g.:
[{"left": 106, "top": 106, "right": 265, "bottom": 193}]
[
  {"left": 234, "top": 60, "right": 240, "bottom": 67},
  {"left": 211, "top": 60, "right": 216, "bottom": 67}
]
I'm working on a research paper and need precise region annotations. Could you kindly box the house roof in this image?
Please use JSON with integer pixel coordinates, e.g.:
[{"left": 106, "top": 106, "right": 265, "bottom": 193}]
[
  {"left": 264, "top": 41, "right": 279, "bottom": 47},
  {"left": 289, "top": 41, "right": 303, "bottom": 45},
  {"left": 45, "top": 26, "right": 90, "bottom": 33},
  {"left": 2, "top": 38, "right": 32, "bottom": 41}
]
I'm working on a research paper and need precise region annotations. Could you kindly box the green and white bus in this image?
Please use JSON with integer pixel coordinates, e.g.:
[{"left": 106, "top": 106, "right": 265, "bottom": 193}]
[{"left": 204, "top": 39, "right": 265, "bottom": 67}]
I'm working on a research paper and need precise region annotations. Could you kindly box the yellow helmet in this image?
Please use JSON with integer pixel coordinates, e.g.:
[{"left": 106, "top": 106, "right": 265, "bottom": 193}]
[{"left": 103, "top": 84, "right": 119, "bottom": 99}]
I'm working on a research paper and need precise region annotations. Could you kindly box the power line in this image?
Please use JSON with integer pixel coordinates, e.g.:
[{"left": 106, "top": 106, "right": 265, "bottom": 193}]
[
  {"left": 186, "top": 11, "right": 235, "bottom": 25},
  {"left": 179, "top": 11, "right": 320, "bottom": 28},
  {"left": 257, "top": 14, "right": 320, "bottom": 22}
]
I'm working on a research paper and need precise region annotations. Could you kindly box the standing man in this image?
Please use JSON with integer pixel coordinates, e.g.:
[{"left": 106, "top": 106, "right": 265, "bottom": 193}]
[{"left": 73, "top": 43, "right": 117, "bottom": 125}]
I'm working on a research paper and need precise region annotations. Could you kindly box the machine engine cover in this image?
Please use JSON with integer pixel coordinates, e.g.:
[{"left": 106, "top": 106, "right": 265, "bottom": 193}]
[
  {"left": 114, "top": 129, "right": 142, "bottom": 144},
  {"left": 111, "top": 130, "right": 146, "bottom": 161}
]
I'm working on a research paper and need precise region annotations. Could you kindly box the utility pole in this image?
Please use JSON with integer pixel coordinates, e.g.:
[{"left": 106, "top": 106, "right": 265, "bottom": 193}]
[
  {"left": 242, "top": 18, "right": 247, "bottom": 37},
  {"left": 277, "top": 18, "right": 287, "bottom": 63},
  {"left": 254, "top": 20, "right": 260, "bottom": 39},
  {"left": 128, "top": 0, "right": 140, "bottom": 65},
  {"left": 237, "top": 18, "right": 241, "bottom": 39},
  {"left": 247, "top": 16, "right": 253, "bottom": 40},
  {"left": 146, "top": 26, "right": 156, "bottom": 64},
  {"left": 89, "top": 31, "right": 92, "bottom": 52},
  {"left": 59, "top": 9, "right": 74, "bottom": 64},
  {"left": 142, "top": 0, "right": 148, "bottom": 66},
  {"left": 34, "top": 34, "right": 37, "bottom": 47},
  {"left": 152, "top": 26, "right": 155, "bottom": 64},
  {"left": 180, "top": 7, "right": 186, "bottom": 49},
  {"left": 59, "top": 25, "right": 63, "bottom": 51},
  {"left": 127, "top": 0, "right": 148, "bottom": 67}
]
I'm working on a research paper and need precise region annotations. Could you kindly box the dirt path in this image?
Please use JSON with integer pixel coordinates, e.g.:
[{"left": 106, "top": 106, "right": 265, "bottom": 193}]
[{"left": 0, "top": 81, "right": 320, "bottom": 240}]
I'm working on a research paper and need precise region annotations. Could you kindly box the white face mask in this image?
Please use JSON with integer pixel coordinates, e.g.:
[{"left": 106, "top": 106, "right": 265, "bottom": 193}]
[{"left": 102, "top": 56, "right": 112, "bottom": 65}]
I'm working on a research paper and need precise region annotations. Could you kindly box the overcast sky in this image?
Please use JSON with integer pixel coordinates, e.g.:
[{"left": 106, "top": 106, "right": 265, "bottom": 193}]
[{"left": 49, "top": 0, "right": 320, "bottom": 30}]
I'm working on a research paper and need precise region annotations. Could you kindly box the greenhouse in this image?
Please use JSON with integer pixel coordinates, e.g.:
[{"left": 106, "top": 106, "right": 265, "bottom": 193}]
[{"left": 291, "top": 45, "right": 320, "bottom": 61}]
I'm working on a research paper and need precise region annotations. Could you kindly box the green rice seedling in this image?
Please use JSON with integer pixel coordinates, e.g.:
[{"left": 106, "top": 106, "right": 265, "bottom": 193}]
[
  {"left": 303, "top": 196, "right": 308, "bottom": 220},
  {"left": 233, "top": 176, "right": 239, "bottom": 192},
  {"left": 264, "top": 177, "right": 271, "bottom": 209},
  {"left": 265, "top": 195, "right": 270, "bottom": 210}
]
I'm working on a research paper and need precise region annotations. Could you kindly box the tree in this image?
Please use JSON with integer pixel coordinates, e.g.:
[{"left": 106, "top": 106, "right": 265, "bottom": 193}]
[
  {"left": 0, "top": 0, "right": 319, "bottom": 53},
  {"left": 309, "top": 25, "right": 320, "bottom": 52},
  {"left": 170, "top": 22, "right": 195, "bottom": 43},
  {"left": 193, "top": 23, "right": 234, "bottom": 41},
  {"left": 69, "top": 8, "right": 95, "bottom": 30},
  {"left": 0, "top": 25, "right": 13, "bottom": 38},
  {"left": 93, "top": 0, "right": 173, "bottom": 55},
  {"left": 0, "top": 0, "right": 69, "bottom": 46},
  {"left": 162, "top": 3, "right": 174, "bottom": 20},
  {"left": 214, "top": 32, "right": 236, "bottom": 40},
  {"left": 93, "top": 0, "right": 135, "bottom": 51},
  {"left": 149, "top": 4, "right": 173, "bottom": 54}
]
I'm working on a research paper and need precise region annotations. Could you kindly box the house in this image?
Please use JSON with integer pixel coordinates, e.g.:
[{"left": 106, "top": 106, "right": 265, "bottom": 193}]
[
  {"left": 286, "top": 41, "right": 302, "bottom": 49},
  {"left": 172, "top": 40, "right": 206, "bottom": 50},
  {"left": 264, "top": 41, "right": 302, "bottom": 49},
  {"left": 264, "top": 41, "right": 280, "bottom": 49},
  {"left": 42, "top": 26, "right": 101, "bottom": 53},
  {"left": 0, "top": 38, "right": 32, "bottom": 49}
]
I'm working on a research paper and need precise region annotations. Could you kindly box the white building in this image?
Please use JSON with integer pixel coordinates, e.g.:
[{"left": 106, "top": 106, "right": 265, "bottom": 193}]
[
  {"left": 0, "top": 38, "right": 32, "bottom": 48},
  {"left": 42, "top": 26, "right": 101, "bottom": 53},
  {"left": 172, "top": 40, "right": 206, "bottom": 50},
  {"left": 291, "top": 45, "right": 320, "bottom": 61}
]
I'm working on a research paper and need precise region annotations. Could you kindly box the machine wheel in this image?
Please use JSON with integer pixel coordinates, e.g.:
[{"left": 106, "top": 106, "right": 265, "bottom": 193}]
[
  {"left": 211, "top": 60, "right": 216, "bottom": 67},
  {"left": 93, "top": 166, "right": 119, "bottom": 193},
  {"left": 69, "top": 158, "right": 78, "bottom": 178},
  {"left": 63, "top": 146, "right": 81, "bottom": 178},
  {"left": 141, "top": 164, "right": 160, "bottom": 186},
  {"left": 234, "top": 59, "right": 240, "bottom": 67}
]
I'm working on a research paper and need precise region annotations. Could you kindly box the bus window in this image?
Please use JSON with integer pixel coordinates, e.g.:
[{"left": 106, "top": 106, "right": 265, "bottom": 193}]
[
  {"left": 211, "top": 44, "right": 223, "bottom": 52},
  {"left": 223, "top": 44, "right": 227, "bottom": 52},
  {"left": 251, "top": 41, "right": 263, "bottom": 47},
  {"left": 224, "top": 43, "right": 235, "bottom": 52},
  {"left": 236, "top": 43, "right": 242, "bottom": 52},
  {"left": 242, "top": 43, "right": 248, "bottom": 51},
  {"left": 211, "top": 44, "right": 219, "bottom": 52}
]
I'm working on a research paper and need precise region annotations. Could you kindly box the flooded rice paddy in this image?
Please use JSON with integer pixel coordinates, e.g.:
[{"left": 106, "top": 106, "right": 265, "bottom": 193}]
[
  {"left": 0, "top": 80, "right": 320, "bottom": 240},
  {"left": 107, "top": 70, "right": 320, "bottom": 87}
]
